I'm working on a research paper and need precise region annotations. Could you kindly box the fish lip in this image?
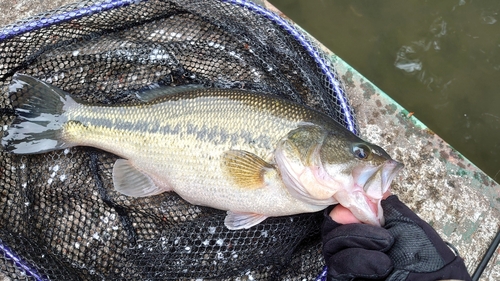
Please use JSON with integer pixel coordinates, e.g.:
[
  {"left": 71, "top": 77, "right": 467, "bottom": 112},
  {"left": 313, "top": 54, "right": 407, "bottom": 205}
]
[
  {"left": 359, "top": 159, "right": 404, "bottom": 197},
  {"left": 381, "top": 159, "right": 404, "bottom": 191},
  {"left": 353, "top": 165, "right": 379, "bottom": 190}
]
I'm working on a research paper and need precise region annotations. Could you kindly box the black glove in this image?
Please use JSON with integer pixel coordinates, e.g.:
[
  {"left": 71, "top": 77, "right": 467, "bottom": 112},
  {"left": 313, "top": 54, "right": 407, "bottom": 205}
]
[{"left": 322, "top": 195, "right": 472, "bottom": 281}]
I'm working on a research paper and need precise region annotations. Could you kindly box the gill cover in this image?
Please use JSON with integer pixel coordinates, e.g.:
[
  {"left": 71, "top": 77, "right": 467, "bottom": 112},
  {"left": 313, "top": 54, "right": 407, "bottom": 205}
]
[{"left": 275, "top": 125, "right": 338, "bottom": 206}]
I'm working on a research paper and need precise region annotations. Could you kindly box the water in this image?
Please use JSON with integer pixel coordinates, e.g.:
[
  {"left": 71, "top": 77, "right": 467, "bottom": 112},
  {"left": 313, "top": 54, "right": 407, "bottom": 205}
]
[{"left": 270, "top": 0, "right": 500, "bottom": 182}]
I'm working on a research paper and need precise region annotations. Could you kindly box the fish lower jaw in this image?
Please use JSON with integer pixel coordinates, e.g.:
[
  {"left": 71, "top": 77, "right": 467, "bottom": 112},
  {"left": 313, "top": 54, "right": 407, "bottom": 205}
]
[
  {"left": 359, "top": 190, "right": 382, "bottom": 224},
  {"left": 336, "top": 189, "right": 382, "bottom": 226}
]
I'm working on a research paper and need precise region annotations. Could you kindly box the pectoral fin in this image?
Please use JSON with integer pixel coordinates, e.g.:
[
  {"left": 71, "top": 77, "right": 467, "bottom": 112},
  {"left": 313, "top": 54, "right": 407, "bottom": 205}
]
[
  {"left": 224, "top": 211, "right": 268, "bottom": 230},
  {"left": 222, "top": 150, "right": 275, "bottom": 189},
  {"left": 112, "top": 159, "right": 165, "bottom": 197}
]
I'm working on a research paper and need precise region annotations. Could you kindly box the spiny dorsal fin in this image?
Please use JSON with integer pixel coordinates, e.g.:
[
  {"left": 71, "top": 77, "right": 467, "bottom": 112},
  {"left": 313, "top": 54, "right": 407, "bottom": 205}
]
[{"left": 221, "top": 150, "right": 275, "bottom": 190}]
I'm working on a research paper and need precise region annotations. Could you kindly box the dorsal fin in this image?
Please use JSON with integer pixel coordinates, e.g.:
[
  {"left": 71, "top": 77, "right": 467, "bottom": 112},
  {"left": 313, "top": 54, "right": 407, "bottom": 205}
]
[{"left": 135, "top": 84, "right": 205, "bottom": 102}]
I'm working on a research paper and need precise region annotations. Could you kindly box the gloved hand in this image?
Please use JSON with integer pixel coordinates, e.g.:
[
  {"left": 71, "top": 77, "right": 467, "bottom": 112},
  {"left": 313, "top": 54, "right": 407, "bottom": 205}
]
[{"left": 321, "top": 195, "right": 472, "bottom": 281}]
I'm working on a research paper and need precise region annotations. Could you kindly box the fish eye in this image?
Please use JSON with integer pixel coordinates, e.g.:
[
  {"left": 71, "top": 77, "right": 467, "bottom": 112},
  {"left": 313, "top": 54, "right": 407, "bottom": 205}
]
[{"left": 352, "top": 143, "right": 372, "bottom": 160}]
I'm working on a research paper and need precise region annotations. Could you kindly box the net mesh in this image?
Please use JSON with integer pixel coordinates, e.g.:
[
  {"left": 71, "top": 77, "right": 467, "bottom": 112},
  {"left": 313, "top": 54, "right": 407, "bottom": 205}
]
[{"left": 0, "top": 0, "right": 357, "bottom": 279}]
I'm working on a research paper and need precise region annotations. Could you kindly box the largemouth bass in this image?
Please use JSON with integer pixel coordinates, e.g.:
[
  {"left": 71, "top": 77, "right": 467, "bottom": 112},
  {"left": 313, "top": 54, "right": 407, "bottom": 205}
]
[{"left": 2, "top": 74, "right": 403, "bottom": 230}]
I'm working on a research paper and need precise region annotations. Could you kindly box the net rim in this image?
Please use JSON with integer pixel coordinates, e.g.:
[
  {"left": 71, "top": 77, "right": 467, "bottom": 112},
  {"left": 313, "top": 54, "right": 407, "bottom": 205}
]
[{"left": 0, "top": 1, "right": 358, "bottom": 280}]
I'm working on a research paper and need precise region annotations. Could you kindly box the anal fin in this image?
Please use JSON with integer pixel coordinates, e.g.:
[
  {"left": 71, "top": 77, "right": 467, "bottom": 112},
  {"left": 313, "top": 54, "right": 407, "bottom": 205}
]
[
  {"left": 112, "top": 159, "right": 165, "bottom": 197},
  {"left": 224, "top": 211, "right": 268, "bottom": 230}
]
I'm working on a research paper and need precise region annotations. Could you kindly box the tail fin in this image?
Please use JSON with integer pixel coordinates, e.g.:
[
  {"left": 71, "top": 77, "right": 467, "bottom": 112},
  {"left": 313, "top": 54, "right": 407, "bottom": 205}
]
[{"left": 2, "top": 74, "right": 77, "bottom": 154}]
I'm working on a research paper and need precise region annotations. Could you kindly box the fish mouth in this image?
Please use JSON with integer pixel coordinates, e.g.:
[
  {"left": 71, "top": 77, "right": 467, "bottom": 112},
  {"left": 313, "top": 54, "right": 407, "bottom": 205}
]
[
  {"left": 361, "top": 159, "right": 404, "bottom": 199},
  {"left": 348, "top": 159, "right": 404, "bottom": 225}
]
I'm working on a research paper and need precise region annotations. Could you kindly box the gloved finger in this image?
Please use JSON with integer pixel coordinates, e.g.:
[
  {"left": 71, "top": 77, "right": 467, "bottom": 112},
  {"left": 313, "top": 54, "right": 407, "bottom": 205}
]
[
  {"left": 404, "top": 255, "right": 472, "bottom": 281},
  {"left": 382, "top": 195, "right": 458, "bottom": 265},
  {"left": 322, "top": 223, "right": 394, "bottom": 260},
  {"left": 327, "top": 248, "right": 393, "bottom": 280},
  {"left": 322, "top": 205, "right": 343, "bottom": 235}
]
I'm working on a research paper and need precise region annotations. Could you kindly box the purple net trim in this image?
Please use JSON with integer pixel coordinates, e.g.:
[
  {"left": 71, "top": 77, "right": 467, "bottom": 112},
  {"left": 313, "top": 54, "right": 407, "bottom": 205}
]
[{"left": 0, "top": 238, "right": 47, "bottom": 281}]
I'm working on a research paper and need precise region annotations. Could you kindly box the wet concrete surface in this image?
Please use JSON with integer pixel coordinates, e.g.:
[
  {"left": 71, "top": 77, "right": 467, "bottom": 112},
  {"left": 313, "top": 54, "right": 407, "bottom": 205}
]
[
  {"left": 0, "top": 0, "right": 70, "bottom": 25},
  {"left": 1, "top": 0, "right": 499, "bottom": 280},
  {"left": 337, "top": 57, "right": 500, "bottom": 279}
]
